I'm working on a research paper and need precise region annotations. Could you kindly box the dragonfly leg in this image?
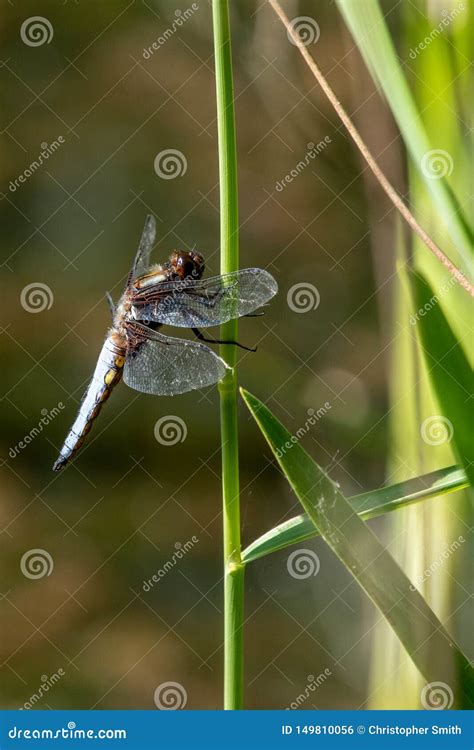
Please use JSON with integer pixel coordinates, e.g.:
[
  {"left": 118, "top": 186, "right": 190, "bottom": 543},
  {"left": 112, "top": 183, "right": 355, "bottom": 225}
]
[
  {"left": 105, "top": 291, "right": 116, "bottom": 318},
  {"left": 191, "top": 327, "right": 256, "bottom": 352}
]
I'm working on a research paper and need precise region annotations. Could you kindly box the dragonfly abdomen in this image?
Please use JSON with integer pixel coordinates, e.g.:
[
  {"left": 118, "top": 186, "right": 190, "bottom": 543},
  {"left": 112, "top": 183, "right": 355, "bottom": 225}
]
[{"left": 52, "top": 332, "right": 126, "bottom": 471}]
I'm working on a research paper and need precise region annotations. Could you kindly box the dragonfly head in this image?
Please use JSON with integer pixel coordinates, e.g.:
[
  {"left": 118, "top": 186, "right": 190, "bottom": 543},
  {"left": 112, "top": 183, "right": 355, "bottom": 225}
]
[{"left": 169, "top": 250, "right": 205, "bottom": 281}]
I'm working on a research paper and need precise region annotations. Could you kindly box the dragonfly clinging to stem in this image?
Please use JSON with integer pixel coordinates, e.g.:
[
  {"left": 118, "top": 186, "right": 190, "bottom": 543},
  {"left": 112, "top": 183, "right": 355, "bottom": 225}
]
[{"left": 53, "top": 215, "right": 278, "bottom": 471}]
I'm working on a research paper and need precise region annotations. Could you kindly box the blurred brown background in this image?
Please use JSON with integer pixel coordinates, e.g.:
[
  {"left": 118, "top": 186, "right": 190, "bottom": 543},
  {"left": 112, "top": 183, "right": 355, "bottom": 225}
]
[{"left": 0, "top": 0, "right": 450, "bottom": 710}]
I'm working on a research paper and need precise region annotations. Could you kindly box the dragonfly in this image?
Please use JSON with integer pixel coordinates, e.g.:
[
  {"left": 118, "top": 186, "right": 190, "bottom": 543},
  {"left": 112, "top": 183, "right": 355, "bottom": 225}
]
[{"left": 53, "top": 215, "right": 278, "bottom": 471}]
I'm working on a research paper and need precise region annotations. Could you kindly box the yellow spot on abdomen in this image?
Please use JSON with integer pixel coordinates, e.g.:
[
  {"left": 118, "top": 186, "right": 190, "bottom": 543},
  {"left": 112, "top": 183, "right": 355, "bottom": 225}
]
[{"left": 104, "top": 369, "right": 117, "bottom": 386}]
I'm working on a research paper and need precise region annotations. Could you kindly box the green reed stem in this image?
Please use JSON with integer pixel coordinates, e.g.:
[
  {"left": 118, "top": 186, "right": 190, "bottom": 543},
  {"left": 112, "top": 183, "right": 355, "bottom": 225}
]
[{"left": 212, "top": 0, "right": 244, "bottom": 710}]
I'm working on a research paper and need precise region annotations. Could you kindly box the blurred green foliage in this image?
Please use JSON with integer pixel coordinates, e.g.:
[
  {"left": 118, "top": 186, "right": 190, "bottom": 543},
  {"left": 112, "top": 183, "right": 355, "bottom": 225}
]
[{"left": 1, "top": 0, "right": 470, "bottom": 709}]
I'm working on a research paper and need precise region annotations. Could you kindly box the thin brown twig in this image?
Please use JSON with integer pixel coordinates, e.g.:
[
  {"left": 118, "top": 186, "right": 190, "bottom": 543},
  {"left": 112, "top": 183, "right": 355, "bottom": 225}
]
[{"left": 269, "top": 0, "right": 474, "bottom": 298}]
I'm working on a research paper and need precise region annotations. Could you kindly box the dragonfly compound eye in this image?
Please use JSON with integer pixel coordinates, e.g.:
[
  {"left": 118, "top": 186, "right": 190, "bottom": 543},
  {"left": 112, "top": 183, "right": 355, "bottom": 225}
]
[{"left": 171, "top": 251, "right": 203, "bottom": 279}]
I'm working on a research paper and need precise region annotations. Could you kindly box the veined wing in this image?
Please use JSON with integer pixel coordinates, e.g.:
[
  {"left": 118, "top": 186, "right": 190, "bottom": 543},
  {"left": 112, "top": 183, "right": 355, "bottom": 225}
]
[
  {"left": 123, "top": 323, "right": 229, "bottom": 395},
  {"left": 129, "top": 214, "right": 157, "bottom": 281},
  {"left": 130, "top": 268, "right": 278, "bottom": 327}
]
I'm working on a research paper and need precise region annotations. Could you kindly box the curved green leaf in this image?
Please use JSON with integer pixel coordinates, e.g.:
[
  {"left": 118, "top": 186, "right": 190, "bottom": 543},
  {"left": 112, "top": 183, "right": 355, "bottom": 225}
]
[
  {"left": 408, "top": 269, "right": 474, "bottom": 487},
  {"left": 242, "top": 466, "right": 467, "bottom": 564},
  {"left": 241, "top": 388, "right": 474, "bottom": 708}
]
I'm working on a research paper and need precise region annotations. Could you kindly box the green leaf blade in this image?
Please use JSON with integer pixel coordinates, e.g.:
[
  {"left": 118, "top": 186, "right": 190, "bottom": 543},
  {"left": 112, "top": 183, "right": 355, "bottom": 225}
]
[
  {"left": 242, "top": 466, "right": 467, "bottom": 564},
  {"left": 241, "top": 388, "right": 474, "bottom": 708},
  {"left": 408, "top": 270, "right": 474, "bottom": 487},
  {"left": 335, "top": 0, "right": 472, "bottom": 265}
]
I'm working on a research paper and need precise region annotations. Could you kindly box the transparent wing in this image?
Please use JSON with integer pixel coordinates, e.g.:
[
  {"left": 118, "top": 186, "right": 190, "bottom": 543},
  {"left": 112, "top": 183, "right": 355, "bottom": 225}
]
[
  {"left": 131, "top": 215, "right": 157, "bottom": 279},
  {"left": 130, "top": 268, "right": 278, "bottom": 327},
  {"left": 123, "top": 324, "right": 229, "bottom": 395}
]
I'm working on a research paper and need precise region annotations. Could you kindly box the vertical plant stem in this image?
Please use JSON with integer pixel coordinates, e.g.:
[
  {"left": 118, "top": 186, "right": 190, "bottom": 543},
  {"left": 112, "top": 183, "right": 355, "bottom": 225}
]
[{"left": 212, "top": 0, "right": 244, "bottom": 710}]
